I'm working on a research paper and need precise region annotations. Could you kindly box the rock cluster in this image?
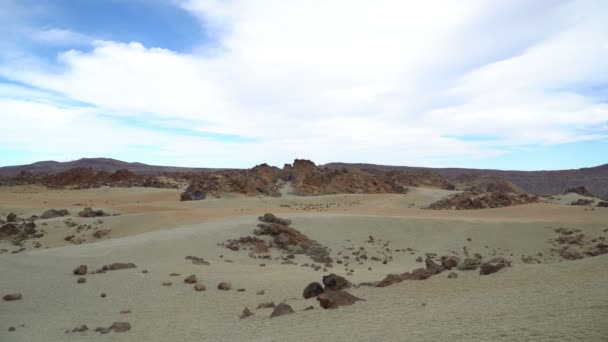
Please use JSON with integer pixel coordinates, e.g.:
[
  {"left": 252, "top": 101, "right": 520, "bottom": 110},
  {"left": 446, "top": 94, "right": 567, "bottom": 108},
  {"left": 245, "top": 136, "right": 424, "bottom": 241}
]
[{"left": 426, "top": 191, "right": 538, "bottom": 210}]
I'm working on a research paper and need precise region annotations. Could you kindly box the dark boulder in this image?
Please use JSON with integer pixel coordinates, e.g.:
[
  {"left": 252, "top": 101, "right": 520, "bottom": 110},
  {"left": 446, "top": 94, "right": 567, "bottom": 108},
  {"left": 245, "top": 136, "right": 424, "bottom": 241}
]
[{"left": 302, "top": 282, "right": 324, "bottom": 299}]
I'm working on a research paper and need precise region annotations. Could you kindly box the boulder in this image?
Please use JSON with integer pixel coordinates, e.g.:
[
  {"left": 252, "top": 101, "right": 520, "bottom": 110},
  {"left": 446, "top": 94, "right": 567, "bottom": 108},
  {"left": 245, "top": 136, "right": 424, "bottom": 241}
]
[
  {"left": 322, "top": 273, "right": 351, "bottom": 291},
  {"left": 302, "top": 282, "right": 324, "bottom": 299},
  {"left": 73, "top": 265, "right": 88, "bottom": 275},
  {"left": 270, "top": 302, "right": 295, "bottom": 318},
  {"left": 479, "top": 257, "right": 511, "bottom": 275},
  {"left": 317, "top": 290, "right": 364, "bottom": 309}
]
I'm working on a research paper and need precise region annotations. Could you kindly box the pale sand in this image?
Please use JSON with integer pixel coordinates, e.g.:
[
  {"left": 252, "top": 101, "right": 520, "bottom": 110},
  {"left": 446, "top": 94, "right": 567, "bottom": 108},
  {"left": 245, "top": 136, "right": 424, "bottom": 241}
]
[{"left": 1, "top": 186, "right": 607, "bottom": 341}]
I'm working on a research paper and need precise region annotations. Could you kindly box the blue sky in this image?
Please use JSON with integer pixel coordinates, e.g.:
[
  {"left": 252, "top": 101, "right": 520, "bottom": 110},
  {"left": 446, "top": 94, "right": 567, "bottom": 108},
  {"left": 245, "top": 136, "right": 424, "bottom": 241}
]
[{"left": 0, "top": 0, "right": 607, "bottom": 170}]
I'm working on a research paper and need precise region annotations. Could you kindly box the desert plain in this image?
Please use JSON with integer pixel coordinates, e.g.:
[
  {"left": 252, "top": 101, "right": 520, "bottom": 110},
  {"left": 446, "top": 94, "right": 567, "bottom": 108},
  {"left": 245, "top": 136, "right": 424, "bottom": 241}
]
[{"left": 1, "top": 184, "right": 607, "bottom": 341}]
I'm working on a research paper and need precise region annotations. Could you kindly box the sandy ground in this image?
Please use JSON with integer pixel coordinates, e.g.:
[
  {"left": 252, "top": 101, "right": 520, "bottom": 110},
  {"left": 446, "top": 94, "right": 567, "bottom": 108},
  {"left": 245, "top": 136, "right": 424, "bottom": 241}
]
[{"left": 1, "top": 186, "right": 607, "bottom": 341}]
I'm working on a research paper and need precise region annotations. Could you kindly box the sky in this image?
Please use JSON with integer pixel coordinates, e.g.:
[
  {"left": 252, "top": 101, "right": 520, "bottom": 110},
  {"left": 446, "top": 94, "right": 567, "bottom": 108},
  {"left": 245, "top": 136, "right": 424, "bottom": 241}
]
[{"left": 0, "top": 0, "right": 607, "bottom": 170}]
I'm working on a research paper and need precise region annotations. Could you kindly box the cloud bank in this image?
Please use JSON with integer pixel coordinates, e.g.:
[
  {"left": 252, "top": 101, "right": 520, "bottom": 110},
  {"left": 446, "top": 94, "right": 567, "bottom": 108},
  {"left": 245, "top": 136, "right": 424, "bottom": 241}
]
[{"left": 0, "top": 0, "right": 606, "bottom": 168}]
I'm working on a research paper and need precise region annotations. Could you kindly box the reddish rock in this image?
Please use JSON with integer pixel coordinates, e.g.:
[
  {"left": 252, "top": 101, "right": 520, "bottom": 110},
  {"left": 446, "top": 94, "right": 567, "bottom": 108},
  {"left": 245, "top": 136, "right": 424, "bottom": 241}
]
[{"left": 270, "top": 302, "right": 295, "bottom": 318}]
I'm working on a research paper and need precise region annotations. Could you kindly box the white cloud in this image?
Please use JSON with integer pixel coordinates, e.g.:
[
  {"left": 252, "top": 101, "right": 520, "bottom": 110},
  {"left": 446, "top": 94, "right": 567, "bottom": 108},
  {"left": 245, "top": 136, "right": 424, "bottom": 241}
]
[
  {"left": 28, "top": 28, "right": 92, "bottom": 45},
  {"left": 0, "top": 0, "right": 607, "bottom": 167}
]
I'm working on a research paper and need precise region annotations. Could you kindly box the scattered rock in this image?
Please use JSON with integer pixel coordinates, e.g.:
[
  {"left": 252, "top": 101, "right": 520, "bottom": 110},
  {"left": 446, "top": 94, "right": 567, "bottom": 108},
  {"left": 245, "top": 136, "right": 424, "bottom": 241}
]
[
  {"left": 415, "top": 256, "right": 423, "bottom": 262},
  {"left": 194, "top": 283, "right": 206, "bottom": 291},
  {"left": 73, "top": 265, "right": 88, "bottom": 275},
  {"left": 256, "top": 290, "right": 265, "bottom": 295},
  {"left": 256, "top": 301, "right": 275, "bottom": 309},
  {"left": 441, "top": 256, "right": 460, "bottom": 270},
  {"left": 270, "top": 302, "right": 295, "bottom": 318},
  {"left": 322, "top": 273, "right": 351, "bottom": 291},
  {"left": 457, "top": 258, "right": 482, "bottom": 271},
  {"left": 107, "top": 262, "right": 136, "bottom": 271},
  {"left": 239, "top": 307, "right": 254, "bottom": 319},
  {"left": 480, "top": 257, "right": 511, "bottom": 275},
  {"left": 95, "top": 322, "right": 131, "bottom": 334},
  {"left": 100, "top": 293, "right": 107, "bottom": 298},
  {"left": 317, "top": 290, "right": 364, "bottom": 309},
  {"left": 184, "top": 274, "right": 197, "bottom": 284},
  {"left": 93, "top": 229, "right": 111, "bottom": 239},
  {"left": 77, "top": 277, "right": 86, "bottom": 284},
  {"left": 560, "top": 248, "right": 582, "bottom": 260},
  {"left": 425, "top": 257, "right": 444, "bottom": 275},
  {"left": 447, "top": 272, "right": 458, "bottom": 279},
  {"left": 6, "top": 213, "right": 17, "bottom": 222},
  {"left": 3, "top": 293, "right": 22, "bottom": 301},
  {"left": 71, "top": 325, "right": 88, "bottom": 332},
  {"left": 120, "top": 310, "right": 131, "bottom": 314},
  {"left": 217, "top": 282, "right": 232, "bottom": 290},
  {"left": 162, "top": 282, "right": 172, "bottom": 286},
  {"left": 237, "top": 288, "right": 246, "bottom": 292},
  {"left": 302, "top": 282, "right": 324, "bottom": 299},
  {"left": 78, "top": 207, "right": 107, "bottom": 218},
  {"left": 40, "top": 209, "right": 71, "bottom": 219},
  {"left": 303, "top": 305, "right": 314, "bottom": 311},
  {"left": 8, "top": 327, "right": 16, "bottom": 332},
  {"left": 185, "top": 256, "right": 210, "bottom": 265}
]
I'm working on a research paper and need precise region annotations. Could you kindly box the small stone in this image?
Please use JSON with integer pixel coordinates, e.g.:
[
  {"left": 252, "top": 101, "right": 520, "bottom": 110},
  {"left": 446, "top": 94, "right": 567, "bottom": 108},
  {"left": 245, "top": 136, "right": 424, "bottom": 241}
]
[
  {"left": 73, "top": 265, "right": 88, "bottom": 275},
  {"left": 162, "top": 282, "right": 172, "bottom": 286},
  {"left": 120, "top": 310, "right": 131, "bottom": 314},
  {"left": 142, "top": 269, "right": 149, "bottom": 274},
  {"left": 184, "top": 274, "right": 197, "bottom": 284},
  {"left": 270, "top": 302, "right": 295, "bottom": 318},
  {"left": 3, "top": 293, "right": 22, "bottom": 301},
  {"left": 8, "top": 327, "right": 16, "bottom": 332},
  {"left": 416, "top": 256, "right": 423, "bottom": 262},
  {"left": 237, "top": 288, "right": 246, "bottom": 292},
  {"left": 303, "top": 305, "right": 314, "bottom": 311},
  {"left": 256, "top": 290, "right": 265, "bottom": 295},
  {"left": 194, "top": 283, "right": 206, "bottom": 291},
  {"left": 217, "top": 282, "right": 232, "bottom": 290},
  {"left": 256, "top": 301, "right": 275, "bottom": 309},
  {"left": 100, "top": 293, "right": 107, "bottom": 298},
  {"left": 447, "top": 272, "right": 458, "bottom": 279},
  {"left": 169, "top": 273, "right": 180, "bottom": 276},
  {"left": 239, "top": 307, "right": 254, "bottom": 319},
  {"left": 77, "top": 277, "right": 86, "bottom": 284}
]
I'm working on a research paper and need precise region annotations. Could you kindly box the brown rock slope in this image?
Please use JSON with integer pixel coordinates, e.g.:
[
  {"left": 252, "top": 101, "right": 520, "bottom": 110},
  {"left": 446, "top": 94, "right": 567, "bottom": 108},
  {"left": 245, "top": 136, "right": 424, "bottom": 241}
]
[{"left": 425, "top": 191, "right": 538, "bottom": 210}]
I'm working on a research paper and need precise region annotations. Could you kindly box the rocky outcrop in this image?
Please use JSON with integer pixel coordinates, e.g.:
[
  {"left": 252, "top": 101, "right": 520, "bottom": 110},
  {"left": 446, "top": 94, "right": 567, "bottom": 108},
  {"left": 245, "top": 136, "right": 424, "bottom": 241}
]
[
  {"left": 457, "top": 258, "right": 482, "bottom": 271},
  {"left": 570, "top": 199, "right": 595, "bottom": 206},
  {"left": 426, "top": 191, "right": 538, "bottom": 210},
  {"left": 78, "top": 207, "right": 107, "bottom": 218},
  {"left": 452, "top": 175, "right": 524, "bottom": 194},
  {"left": 181, "top": 164, "right": 282, "bottom": 200}
]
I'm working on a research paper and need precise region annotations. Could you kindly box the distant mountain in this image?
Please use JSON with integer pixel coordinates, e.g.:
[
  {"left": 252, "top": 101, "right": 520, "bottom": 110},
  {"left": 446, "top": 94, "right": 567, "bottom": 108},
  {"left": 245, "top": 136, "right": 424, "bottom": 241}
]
[
  {"left": 0, "top": 158, "right": 221, "bottom": 176},
  {"left": 324, "top": 163, "right": 608, "bottom": 200}
]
